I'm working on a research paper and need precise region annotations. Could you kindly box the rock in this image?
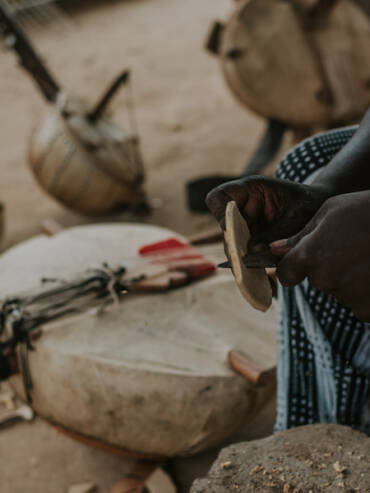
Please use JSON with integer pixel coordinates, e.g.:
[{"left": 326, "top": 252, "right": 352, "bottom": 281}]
[{"left": 190, "top": 424, "right": 369, "bottom": 493}]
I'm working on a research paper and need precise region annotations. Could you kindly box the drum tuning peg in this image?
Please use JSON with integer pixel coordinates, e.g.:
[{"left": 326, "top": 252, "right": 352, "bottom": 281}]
[{"left": 87, "top": 69, "right": 130, "bottom": 123}]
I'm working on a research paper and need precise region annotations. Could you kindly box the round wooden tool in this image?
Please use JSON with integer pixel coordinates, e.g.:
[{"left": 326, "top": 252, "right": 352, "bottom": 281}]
[{"left": 224, "top": 201, "right": 272, "bottom": 312}]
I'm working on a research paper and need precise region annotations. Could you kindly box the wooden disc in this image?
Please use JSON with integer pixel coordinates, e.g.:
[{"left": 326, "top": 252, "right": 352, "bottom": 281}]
[{"left": 225, "top": 201, "right": 272, "bottom": 312}]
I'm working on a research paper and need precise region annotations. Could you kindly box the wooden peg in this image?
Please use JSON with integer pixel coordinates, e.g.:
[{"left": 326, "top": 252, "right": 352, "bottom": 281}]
[{"left": 228, "top": 349, "right": 276, "bottom": 387}]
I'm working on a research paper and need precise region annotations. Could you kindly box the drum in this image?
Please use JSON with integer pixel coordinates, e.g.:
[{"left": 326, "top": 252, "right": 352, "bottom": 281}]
[
  {"left": 0, "top": 223, "right": 277, "bottom": 458},
  {"left": 213, "top": 0, "right": 370, "bottom": 127},
  {"left": 28, "top": 96, "right": 145, "bottom": 215}
]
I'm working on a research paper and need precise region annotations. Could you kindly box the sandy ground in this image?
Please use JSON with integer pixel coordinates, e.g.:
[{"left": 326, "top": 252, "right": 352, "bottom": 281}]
[{"left": 0, "top": 1, "right": 278, "bottom": 491}]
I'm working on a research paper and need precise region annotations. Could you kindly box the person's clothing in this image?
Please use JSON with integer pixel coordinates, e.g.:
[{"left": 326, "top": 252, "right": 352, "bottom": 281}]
[{"left": 274, "top": 126, "right": 370, "bottom": 435}]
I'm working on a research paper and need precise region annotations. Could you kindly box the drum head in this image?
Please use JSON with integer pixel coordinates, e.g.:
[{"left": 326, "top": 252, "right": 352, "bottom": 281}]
[{"left": 0, "top": 224, "right": 277, "bottom": 457}]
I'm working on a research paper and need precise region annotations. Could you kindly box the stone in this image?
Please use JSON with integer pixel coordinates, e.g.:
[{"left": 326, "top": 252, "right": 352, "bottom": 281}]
[{"left": 190, "top": 424, "right": 369, "bottom": 492}]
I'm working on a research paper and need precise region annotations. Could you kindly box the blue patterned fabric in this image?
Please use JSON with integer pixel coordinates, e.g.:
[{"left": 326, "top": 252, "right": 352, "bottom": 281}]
[{"left": 274, "top": 126, "right": 370, "bottom": 435}]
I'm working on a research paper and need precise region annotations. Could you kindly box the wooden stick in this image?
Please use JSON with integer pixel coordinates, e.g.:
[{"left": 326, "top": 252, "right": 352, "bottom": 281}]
[
  {"left": 228, "top": 350, "right": 276, "bottom": 387},
  {"left": 0, "top": 3, "right": 60, "bottom": 102},
  {"left": 88, "top": 69, "right": 130, "bottom": 123}
]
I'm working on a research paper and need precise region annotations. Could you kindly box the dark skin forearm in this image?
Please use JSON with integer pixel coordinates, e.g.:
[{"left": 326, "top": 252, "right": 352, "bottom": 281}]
[{"left": 312, "top": 107, "right": 370, "bottom": 195}]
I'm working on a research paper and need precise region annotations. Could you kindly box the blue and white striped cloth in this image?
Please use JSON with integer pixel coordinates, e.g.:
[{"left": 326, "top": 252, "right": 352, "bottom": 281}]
[{"left": 274, "top": 127, "right": 370, "bottom": 435}]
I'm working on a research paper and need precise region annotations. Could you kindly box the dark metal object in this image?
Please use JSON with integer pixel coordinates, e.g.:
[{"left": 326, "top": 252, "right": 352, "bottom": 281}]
[
  {"left": 88, "top": 69, "right": 130, "bottom": 123},
  {"left": 0, "top": 1, "right": 60, "bottom": 102},
  {"left": 218, "top": 251, "right": 279, "bottom": 269}
]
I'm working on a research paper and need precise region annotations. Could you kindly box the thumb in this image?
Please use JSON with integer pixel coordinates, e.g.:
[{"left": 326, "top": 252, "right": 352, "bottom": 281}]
[
  {"left": 269, "top": 213, "right": 319, "bottom": 256},
  {"left": 206, "top": 182, "right": 250, "bottom": 231},
  {"left": 249, "top": 219, "right": 296, "bottom": 251},
  {"left": 248, "top": 205, "right": 318, "bottom": 251}
]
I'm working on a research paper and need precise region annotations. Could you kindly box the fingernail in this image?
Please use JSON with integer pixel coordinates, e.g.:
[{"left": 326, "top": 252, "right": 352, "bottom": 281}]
[
  {"left": 270, "top": 239, "right": 292, "bottom": 256},
  {"left": 269, "top": 239, "right": 288, "bottom": 248},
  {"left": 248, "top": 242, "right": 268, "bottom": 254}
]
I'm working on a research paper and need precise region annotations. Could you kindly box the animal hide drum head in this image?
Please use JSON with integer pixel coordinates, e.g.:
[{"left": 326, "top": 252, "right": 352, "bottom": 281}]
[{"left": 0, "top": 223, "right": 277, "bottom": 458}]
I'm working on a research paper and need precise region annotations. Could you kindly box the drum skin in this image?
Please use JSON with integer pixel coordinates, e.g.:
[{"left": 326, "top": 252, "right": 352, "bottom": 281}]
[
  {"left": 0, "top": 224, "right": 277, "bottom": 457},
  {"left": 28, "top": 97, "right": 145, "bottom": 215}
]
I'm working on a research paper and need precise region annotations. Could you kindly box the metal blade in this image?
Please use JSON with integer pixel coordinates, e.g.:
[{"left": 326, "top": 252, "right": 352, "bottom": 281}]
[{"left": 218, "top": 252, "right": 278, "bottom": 269}]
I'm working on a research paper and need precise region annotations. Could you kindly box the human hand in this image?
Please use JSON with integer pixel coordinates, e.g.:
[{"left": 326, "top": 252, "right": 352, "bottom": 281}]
[
  {"left": 206, "top": 175, "right": 331, "bottom": 251},
  {"left": 271, "top": 191, "right": 370, "bottom": 321}
]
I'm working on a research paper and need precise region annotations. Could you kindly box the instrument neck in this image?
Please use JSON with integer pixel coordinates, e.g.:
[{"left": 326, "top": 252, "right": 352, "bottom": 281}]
[{"left": 0, "top": 3, "right": 60, "bottom": 102}]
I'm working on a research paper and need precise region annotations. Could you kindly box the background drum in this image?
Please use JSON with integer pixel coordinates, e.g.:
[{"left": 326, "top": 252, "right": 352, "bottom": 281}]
[{"left": 210, "top": 0, "right": 370, "bottom": 128}]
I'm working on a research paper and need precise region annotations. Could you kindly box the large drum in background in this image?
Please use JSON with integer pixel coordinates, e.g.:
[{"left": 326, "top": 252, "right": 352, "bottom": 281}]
[
  {"left": 211, "top": 0, "right": 370, "bottom": 127},
  {"left": 0, "top": 224, "right": 277, "bottom": 458}
]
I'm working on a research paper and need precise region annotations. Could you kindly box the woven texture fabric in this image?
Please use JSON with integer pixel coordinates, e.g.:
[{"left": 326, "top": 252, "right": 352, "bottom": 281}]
[{"left": 275, "top": 126, "right": 370, "bottom": 435}]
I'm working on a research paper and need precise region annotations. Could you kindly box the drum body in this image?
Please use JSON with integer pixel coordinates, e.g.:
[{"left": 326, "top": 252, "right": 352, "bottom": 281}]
[
  {"left": 0, "top": 224, "right": 277, "bottom": 457},
  {"left": 217, "top": 0, "right": 370, "bottom": 127},
  {"left": 28, "top": 97, "right": 145, "bottom": 215}
]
